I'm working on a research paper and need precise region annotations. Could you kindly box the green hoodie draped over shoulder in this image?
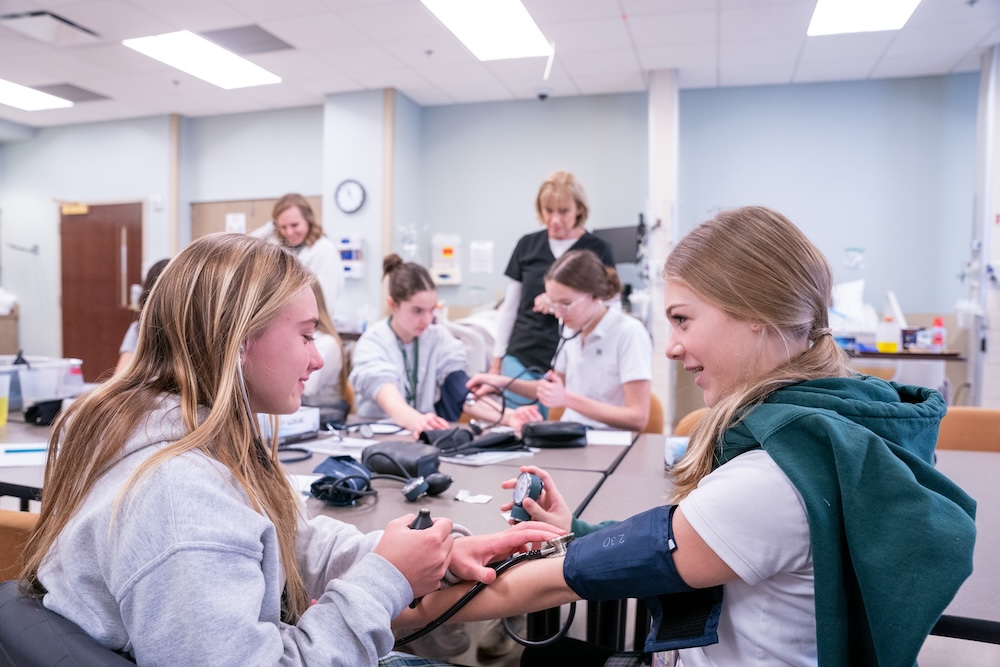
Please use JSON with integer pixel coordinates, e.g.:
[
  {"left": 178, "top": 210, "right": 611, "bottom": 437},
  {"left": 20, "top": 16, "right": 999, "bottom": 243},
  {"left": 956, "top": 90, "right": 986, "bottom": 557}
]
[{"left": 724, "top": 376, "right": 977, "bottom": 667}]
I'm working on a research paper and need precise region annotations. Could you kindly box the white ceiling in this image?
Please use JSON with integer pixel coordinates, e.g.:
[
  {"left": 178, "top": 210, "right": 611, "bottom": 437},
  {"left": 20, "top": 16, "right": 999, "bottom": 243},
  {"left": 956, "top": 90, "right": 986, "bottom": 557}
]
[{"left": 0, "top": 0, "right": 998, "bottom": 130}]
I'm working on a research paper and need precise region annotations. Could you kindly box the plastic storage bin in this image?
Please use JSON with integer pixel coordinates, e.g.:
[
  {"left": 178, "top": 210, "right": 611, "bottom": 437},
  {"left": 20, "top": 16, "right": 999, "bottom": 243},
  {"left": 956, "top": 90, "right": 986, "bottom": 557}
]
[{"left": 0, "top": 356, "right": 82, "bottom": 411}]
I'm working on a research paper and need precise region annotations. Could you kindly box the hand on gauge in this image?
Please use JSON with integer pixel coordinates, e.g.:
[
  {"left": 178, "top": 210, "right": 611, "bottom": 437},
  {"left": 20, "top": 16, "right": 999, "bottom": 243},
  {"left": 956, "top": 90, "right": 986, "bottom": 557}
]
[
  {"left": 536, "top": 372, "right": 567, "bottom": 408},
  {"left": 500, "top": 466, "right": 573, "bottom": 532}
]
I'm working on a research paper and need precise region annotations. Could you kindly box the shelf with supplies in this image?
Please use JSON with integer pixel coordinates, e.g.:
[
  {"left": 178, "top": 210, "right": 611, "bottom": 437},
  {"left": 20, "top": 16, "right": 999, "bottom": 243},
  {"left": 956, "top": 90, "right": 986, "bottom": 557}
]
[{"left": 849, "top": 350, "right": 965, "bottom": 362}]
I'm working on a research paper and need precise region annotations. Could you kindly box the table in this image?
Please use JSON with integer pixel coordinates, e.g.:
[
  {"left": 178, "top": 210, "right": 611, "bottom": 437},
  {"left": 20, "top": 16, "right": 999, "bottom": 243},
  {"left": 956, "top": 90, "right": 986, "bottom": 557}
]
[
  {"left": 581, "top": 435, "right": 1000, "bottom": 648},
  {"left": 0, "top": 416, "right": 51, "bottom": 510},
  {"left": 284, "top": 451, "right": 605, "bottom": 532}
]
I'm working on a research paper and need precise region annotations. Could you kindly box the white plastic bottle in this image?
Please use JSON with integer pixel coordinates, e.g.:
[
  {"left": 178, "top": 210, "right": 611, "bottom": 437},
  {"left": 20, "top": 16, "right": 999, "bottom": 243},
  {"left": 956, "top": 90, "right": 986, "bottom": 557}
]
[
  {"left": 876, "top": 315, "right": 900, "bottom": 353},
  {"left": 930, "top": 316, "right": 947, "bottom": 353}
]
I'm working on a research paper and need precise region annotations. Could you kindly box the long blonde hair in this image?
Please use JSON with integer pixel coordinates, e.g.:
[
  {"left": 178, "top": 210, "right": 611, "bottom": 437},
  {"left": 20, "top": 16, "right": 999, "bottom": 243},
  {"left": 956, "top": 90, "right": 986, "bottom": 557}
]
[
  {"left": 311, "top": 281, "right": 349, "bottom": 400},
  {"left": 666, "top": 206, "right": 853, "bottom": 502},
  {"left": 22, "top": 233, "right": 316, "bottom": 621}
]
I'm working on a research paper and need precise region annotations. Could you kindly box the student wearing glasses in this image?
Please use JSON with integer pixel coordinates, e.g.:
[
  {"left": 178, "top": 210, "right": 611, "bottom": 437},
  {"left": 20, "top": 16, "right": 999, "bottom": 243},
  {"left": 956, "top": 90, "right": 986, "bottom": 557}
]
[
  {"left": 490, "top": 171, "right": 615, "bottom": 415},
  {"left": 467, "top": 249, "right": 651, "bottom": 432}
]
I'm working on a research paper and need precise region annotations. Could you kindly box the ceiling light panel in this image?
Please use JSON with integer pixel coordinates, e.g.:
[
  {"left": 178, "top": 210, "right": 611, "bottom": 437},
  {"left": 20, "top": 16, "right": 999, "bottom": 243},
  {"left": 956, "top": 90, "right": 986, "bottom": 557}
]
[
  {"left": 808, "top": 0, "right": 922, "bottom": 37},
  {"left": 421, "top": 0, "right": 553, "bottom": 61},
  {"left": 0, "top": 78, "right": 74, "bottom": 110},
  {"left": 122, "top": 30, "right": 281, "bottom": 89}
]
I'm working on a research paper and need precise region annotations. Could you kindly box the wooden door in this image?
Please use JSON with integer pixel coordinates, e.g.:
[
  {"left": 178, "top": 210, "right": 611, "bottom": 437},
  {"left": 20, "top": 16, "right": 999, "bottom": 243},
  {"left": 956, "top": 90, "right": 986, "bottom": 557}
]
[{"left": 60, "top": 203, "right": 142, "bottom": 382}]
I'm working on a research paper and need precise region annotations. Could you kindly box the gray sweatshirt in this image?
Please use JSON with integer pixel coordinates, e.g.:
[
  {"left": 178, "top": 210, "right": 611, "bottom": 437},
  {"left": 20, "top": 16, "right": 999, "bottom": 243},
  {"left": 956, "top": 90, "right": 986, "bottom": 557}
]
[
  {"left": 349, "top": 319, "right": 467, "bottom": 419},
  {"left": 38, "top": 394, "right": 411, "bottom": 666}
]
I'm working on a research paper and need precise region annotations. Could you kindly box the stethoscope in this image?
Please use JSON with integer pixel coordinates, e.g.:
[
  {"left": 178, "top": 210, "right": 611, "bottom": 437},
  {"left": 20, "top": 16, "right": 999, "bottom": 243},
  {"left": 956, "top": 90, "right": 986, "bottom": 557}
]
[
  {"left": 394, "top": 531, "right": 577, "bottom": 648},
  {"left": 549, "top": 304, "right": 606, "bottom": 372}
]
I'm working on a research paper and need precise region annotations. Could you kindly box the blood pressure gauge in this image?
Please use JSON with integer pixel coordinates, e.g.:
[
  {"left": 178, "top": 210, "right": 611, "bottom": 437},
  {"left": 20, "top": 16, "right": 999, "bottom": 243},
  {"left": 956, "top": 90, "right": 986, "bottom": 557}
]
[{"left": 511, "top": 472, "right": 543, "bottom": 523}]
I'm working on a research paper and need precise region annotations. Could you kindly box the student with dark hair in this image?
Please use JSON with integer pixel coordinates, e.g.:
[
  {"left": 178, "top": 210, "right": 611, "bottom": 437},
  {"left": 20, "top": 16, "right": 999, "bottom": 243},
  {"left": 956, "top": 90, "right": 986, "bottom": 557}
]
[
  {"left": 468, "top": 249, "right": 651, "bottom": 432},
  {"left": 350, "top": 254, "right": 487, "bottom": 437},
  {"left": 114, "top": 258, "right": 170, "bottom": 375}
]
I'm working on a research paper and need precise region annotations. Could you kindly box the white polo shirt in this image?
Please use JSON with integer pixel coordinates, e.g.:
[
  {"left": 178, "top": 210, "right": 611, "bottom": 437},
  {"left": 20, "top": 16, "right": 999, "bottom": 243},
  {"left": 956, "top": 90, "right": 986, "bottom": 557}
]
[{"left": 554, "top": 306, "right": 652, "bottom": 429}]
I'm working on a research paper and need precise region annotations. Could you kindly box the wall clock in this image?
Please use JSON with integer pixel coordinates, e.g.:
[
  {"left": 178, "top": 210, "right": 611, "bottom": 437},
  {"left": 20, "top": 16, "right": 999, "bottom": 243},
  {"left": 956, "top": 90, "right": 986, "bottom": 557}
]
[{"left": 335, "top": 179, "right": 365, "bottom": 214}]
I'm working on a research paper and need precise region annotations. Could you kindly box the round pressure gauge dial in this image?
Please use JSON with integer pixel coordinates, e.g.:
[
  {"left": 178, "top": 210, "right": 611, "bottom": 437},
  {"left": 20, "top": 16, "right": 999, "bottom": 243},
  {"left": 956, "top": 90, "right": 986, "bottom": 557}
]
[{"left": 511, "top": 472, "right": 542, "bottom": 523}]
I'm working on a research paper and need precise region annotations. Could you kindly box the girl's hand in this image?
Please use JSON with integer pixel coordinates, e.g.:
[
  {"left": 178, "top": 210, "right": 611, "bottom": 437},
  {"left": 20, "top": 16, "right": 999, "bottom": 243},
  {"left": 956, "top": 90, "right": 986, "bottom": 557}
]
[
  {"left": 410, "top": 412, "right": 449, "bottom": 439},
  {"left": 499, "top": 466, "right": 573, "bottom": 532},
  {"left": 466, "top": 373, "right": 507, "bottom": 399},
  {"left": 507, "top": 405, "right": 542, "bottom": 434},
  {"left": 532, "top": 293, "right": 554, "bottom": 314},
  {"left": 449, "top": 521, "right": 565, "bottom": 584},
  {"left": 375, "top": 515, "right": 455, "bottom": 599},
  {"left": 536, "top": 372, "right": 567, "bottom": 408}
]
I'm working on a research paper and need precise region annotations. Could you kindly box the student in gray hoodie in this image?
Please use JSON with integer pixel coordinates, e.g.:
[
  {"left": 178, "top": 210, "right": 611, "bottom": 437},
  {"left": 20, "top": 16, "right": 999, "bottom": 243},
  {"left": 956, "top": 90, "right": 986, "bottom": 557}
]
[{"left": 18, "top": 233, "right": 561, "bottom": 666}]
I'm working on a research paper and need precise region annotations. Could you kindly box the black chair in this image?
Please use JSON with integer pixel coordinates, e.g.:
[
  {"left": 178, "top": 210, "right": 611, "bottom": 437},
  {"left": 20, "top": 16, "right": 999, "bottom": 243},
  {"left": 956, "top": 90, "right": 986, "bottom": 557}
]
[{"left": 0, "top": 580, "right": 135, "bottom": 666}]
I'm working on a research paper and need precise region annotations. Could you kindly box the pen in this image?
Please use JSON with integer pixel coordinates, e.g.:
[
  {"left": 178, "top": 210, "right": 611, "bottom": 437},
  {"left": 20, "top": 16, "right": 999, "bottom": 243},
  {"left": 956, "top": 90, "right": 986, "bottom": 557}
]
[{"left": 3, "top": 448, "right": 47, "bottom": 454}]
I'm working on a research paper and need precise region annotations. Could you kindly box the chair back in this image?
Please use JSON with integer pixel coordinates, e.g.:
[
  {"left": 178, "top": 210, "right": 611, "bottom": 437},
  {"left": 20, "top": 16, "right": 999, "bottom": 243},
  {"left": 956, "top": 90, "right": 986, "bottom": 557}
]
[
  {"left": 0, "top": 510, "right": 37, "bottom": 582},
  {"left": 936, "top": 406, "right": 1000, "bottom": 452},
  {"left": 0, "top": 580, "right": 136, "bottom": 666},
  {"left": 673, "top": 407, "right": 708, "bottom": 437},
  {"left": 642, "top": 394, "right": 664, "bottom": 434},
  {"left": 343, "top": 380, "right": 356, "bottom": 414}
]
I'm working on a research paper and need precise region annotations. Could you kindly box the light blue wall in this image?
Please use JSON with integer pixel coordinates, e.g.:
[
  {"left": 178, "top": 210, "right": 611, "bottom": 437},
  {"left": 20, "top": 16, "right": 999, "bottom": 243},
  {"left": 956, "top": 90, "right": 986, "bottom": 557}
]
[
  {"left": 392, "top": 91, "right": 424, "bottom": 263},
  {"left": 185, "top": 106, "right": 324, "bottom": 202},
  {"left": 322, "top": 90, "right": 387, "bottom": 322},
  {"left": 0, "top": 116, "right": 171, "bottom": 356},
  {"left": 679, "top": 74, "right": 979, "bottom": 315},
  {"left": 419, "top": 92, "right": 648, "bottom": 307},
  {"left": 0, "top": 72, "right": 981, "bottom": 354}
]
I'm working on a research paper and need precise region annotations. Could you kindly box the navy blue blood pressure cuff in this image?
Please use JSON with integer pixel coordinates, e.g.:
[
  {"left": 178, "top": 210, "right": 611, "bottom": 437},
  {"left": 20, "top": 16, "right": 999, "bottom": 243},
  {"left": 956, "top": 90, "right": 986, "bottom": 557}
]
[
  {"left": 563, "top": 505, "right": 722, "bottom": 652},
  {"left": 435, "top": 370, "right": 470, "bottom": 422}
]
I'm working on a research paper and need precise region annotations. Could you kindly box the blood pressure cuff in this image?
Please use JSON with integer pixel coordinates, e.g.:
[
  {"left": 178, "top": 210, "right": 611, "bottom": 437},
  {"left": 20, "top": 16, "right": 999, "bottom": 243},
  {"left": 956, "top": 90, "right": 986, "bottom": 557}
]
[
  {"left": 563, "top": 505, "right": 722, "bottom": 652},
  {"left": 435, "top": 370, "right": 470, "bottom": 422}
]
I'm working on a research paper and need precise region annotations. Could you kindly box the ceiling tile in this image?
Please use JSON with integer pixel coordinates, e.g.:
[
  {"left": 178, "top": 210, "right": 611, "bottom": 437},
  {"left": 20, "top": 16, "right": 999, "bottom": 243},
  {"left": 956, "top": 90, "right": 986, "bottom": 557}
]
[
  {"left": 313, "top": 41, "right": 404, "bottom": 73},
  {"left": 220, "top": 0, "right": 330, "bottom": 23},
  {"left": 542, "top": 18, "right": 632, "bottom": 53},
  {"left": 524, "top": 0, "right": 620, "bottom": 24},
  {"left": 55, "top": 0, "right": 173, "bottom": 41},
  {"left": 0, "top": 0, "right": 991, "bottom": 130},
  {"left": 337, "top": 1, "right": 443, "bottom": 41},
  {"left": 639, "top": 42, "right": 718, "bottom": 70},
  {"left": 130, "top": 0, "right": 249, "bottom": 33},
  {"left": 263, "top": 11, "right": 369, "bottom": 51},
  {"left": 627, "top": 10, "right": 717, "bottom": 47}
]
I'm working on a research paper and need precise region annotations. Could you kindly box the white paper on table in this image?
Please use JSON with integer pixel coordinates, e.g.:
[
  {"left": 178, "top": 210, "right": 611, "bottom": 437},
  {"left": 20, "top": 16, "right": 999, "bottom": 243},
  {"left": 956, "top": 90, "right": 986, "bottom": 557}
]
[
  {"left": 454, "top": 489, "right": 492, "bottom": 504},
  {"left": 0, "top": 443, "right": 48, "bottom": 468},
  {"left": 292, "top": 473, "right": 322, "bottom": 495},
  {"left": 368, "top": 423, "right": 409, "bottom": 435},
  {"left": 440, "top": 449, "right": 535, "bottom": 467},
  {"left": 304, "top": 441, "right": 366, "bottom": 459},
  {"left": 312, "top": 436, "right": 377, "bottom": 450},
  {"left": 586, "top": 430, "right": 632, "bottom": 446}
]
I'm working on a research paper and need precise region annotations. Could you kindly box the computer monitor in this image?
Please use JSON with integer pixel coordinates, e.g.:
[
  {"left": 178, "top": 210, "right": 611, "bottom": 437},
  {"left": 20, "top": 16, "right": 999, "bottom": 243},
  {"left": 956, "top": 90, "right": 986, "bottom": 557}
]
[{"left": 591, "top": 225, "right": 640, "bottom": 264}]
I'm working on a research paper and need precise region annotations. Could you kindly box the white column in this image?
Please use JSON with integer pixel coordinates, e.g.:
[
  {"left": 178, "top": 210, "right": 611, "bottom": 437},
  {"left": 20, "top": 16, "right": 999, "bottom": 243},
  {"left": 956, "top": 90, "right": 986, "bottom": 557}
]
[
  {"left": 647, "top": 69, "right": 680, "bottom": 427},
  {"left": 976, "top": 46, "right": 1000, "bottom": 406}
]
